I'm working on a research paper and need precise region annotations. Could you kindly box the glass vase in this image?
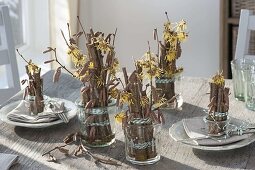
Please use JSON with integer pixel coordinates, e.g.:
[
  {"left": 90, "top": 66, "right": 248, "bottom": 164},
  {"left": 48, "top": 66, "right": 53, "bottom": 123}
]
[
  {"left": 155, "top": 74, "right": 183, "bottom": 109},
  {"left": 77, "top": 102, "right": 115, "bottom": 147},
  {"left": 124, "top": 118, "right": 162, "bottom": 165},
  {"left": 203, "top": 114, "right": 230, "bottom": 136}
]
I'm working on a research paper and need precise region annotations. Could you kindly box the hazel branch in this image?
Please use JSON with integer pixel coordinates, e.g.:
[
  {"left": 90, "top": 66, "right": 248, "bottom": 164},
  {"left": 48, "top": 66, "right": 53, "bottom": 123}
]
[
  {"left": 16, "top": 49, "right": 29, "bottom": 64},
  {"left": 147, "top": 41, "right": 153, "bottom": 110},
  {"left": 77, "top": 16, "right": 88, "bottom": 40},
  {"left": 60, "top": 29, "right": 71, "bottom": 48},
  {"left": 112, "top": 28, "right": 118, "bottom": 47},
  {"left": 165, "top": 11, "right": 170, "bottom": 22},
  {"left": 42, "top": 144, "right": 68, "bottom": 157}
]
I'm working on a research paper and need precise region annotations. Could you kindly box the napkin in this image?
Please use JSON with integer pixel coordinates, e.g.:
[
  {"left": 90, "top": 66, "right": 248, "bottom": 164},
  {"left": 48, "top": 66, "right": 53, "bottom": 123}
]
[
  {"left": 0, "top": 153, "right": 18, "bottom": 170},
  {"left": 7, "top": 100, "right": 65, "bottom": 124},
  {"left": 182, "top": 117, "right": 251, "bottom": 146}
]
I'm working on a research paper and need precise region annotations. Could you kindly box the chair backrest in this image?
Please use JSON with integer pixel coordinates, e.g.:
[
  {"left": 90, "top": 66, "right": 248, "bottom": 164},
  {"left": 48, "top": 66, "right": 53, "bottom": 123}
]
[
  {"left": 0, "top": 5, "right": 20, "bottom": 105},
  {"left": 235, "top": 9, "right": 255, "bottom": 59}
]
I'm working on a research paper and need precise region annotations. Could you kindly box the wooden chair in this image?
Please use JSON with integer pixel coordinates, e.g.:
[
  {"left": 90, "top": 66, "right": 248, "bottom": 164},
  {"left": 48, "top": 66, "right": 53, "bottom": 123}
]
[
  {"left": 0, "top": 6, "right": 20, "bottom": 106},
  {"left": 235, "top": 9, "right": 255, "bottom": 59}
]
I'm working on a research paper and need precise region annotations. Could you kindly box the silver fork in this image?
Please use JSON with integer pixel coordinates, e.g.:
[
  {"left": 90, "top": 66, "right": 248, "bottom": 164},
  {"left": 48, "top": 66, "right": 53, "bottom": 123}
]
[{"left": 56, "top": 112, "right": 69, "bottom": 123}]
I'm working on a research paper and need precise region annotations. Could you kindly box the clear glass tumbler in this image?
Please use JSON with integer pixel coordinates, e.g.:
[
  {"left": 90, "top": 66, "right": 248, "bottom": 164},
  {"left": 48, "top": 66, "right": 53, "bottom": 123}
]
[
  {"left": 244, "top": 66, "right": 255, "bottom": 110},
  {"left": 124, "top": 120, "right": 162, "bottom": 165},
  {"left": 231, "top": 58, "right": 255, "bottom": 101}
]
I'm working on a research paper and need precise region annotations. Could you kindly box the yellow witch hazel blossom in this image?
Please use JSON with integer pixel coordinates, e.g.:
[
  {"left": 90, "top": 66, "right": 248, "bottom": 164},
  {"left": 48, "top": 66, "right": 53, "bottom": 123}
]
[
  {"left": 211, "top": 72, "right": 225, "bottom": 86},
  {"left": 94, "top": 36, "right": 112, "bottom": 54},
  {"left": 154, "top": 97, "right": 167, "bottom": 108},
  {"left": 120, "top": 92, "right": 133, "bottom": 105},
  {"left": 108, "top": 58, "right": 119, "bottom": 75},
  {"left": 114, "top": 111, "right": 126, "bottom": 124},
  {"left": 176, "top": 19, "right": 187, "bottom": 32},
  {"left": 28, "top": 60, "right": 39, "bottom": 75},
  {"left": 140, "top": 96, "right": 149, "bottom": 107},
  {"left": 163, "top": 19, "right": 188, "bottom": 47},
  {"left": 67, "top": 45, "right": 86, "bottom": 68},
  {"left": 165, "top": 50, "right": 177, "bottom": 62},
  {"left": 109, "top": 88, "right": 120, "bottom": 99},
  {"left": 88, "top": 62, "right": 94, "bottom": 69},
  {"left": 137, "top": 52, "right": 162, "bottom": 79}
]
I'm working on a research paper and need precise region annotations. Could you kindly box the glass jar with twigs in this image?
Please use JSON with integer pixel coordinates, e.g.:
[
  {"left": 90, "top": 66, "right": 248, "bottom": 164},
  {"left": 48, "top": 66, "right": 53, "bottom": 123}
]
[
  {"left": 17, "top": 49, "right": 45, "bottom": 114},
  {"left": 204, "top": 72, "right": 230, "bottom": 136},
  {"left": 153, "top": 12, "right": 188, "bottom": 109},
  {"left": 44, "top": 17, "right": 119, "bottom": 147},
  {"left": 114, "top": 44, "right": 165, "bottom": 165}
]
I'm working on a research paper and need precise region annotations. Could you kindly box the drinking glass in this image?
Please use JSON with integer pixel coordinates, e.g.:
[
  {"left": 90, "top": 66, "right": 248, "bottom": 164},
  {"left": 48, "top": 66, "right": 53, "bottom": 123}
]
[
  {"left": 231, "top": 58, "right": 255, "bottom": 101},
  {"left": 244, "top": 66, "right": 255, "bottom": 110}
]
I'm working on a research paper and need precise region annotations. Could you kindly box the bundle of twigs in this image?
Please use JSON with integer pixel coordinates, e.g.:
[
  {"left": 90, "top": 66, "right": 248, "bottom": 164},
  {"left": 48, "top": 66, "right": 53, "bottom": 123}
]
[
  {"left": 113, "top": 44, "right": 165, "bottom": 162},
  {"left": 154, "top": 12, "right": 188, "bottom": 102},
  {"left": 44, "top": 17, "right": 119, "bottom": 146},
  {"left": 207, "top": 72, "right": 230, "bottom": 134},
  {"left": 17, "top": 49, "right": 44, "bottom": 114}
]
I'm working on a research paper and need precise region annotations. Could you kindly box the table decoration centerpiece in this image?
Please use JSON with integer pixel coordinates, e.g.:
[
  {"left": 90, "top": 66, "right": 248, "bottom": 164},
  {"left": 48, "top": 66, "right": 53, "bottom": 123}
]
[
  {"left": 17, "top": 49, "right": 44, "bottom": 114},
  {"left": 44, "top": 18, "right": 119, "bottom": 147},
  {"left": 154, "top": 12, "right": 188, "bottom": 109},
  {"left": 114, "top": 44, "right": 165, "bottom": 165},
  {"left": 205, "top": 72, "right": 230, "bottom": 136}
]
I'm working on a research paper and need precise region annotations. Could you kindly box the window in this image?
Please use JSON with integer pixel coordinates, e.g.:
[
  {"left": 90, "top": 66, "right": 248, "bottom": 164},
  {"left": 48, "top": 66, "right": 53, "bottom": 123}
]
[{"left": 0, "top": 0, "right": 24, "bottom": 47}]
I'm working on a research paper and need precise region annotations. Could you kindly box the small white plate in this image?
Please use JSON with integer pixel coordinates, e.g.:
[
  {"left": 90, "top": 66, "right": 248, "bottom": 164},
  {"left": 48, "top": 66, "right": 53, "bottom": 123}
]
[
  {"left": 169, "top": 118, "right": 255, "bottom": 151},
  {"left": 0, "top": 98, "right": 77, "bottom": 128}
]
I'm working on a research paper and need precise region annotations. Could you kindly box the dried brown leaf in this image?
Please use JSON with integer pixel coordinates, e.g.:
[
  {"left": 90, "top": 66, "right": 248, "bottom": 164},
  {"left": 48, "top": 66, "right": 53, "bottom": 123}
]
[
  {"left": 44, "top": 59, "right": 55, "bottom": 64},
  {"left": 153, "top": 29, "right": 157, "bottom": 40},
  {"left": 73, "top": 31, "right": 83, "bottom": 38},
  {"left": 53, "top": 67, "right": 61, "bottom": 83},
  {"left": 21, "top": 79, "right": 27, "bottom": 85},
  {"left": 63, "top": 133, "right": 75, "bottom": 144},
  {"left": 69, "top": 38, "right": 76, "bottom": 45},
  {"left": 58, "top": 147, "right": 69, "bottom": 154},
  {"left": 89, "top": 127, "right": 96, "bottom": 141},
  {"left": 23, "top": 86, "right": 28, "bottom": 100},
  {"left": 47, "top": 154, "right": 57, "bottom": 163},
  {"left": 81, "top": 87, "right": 90, "bottom": 93}
]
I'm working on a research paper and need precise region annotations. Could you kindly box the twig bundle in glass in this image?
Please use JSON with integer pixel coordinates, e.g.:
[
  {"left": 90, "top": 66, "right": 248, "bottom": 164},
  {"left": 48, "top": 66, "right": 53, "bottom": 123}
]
[
  {"left": 154, "top": 12, "right": 188, "bottom": 106},
  {"left": 17, "top": 49, "right": 44, "bottom": 114},
  {"left": 44, "top": 18, "right": 119, "bottom": 147},
  {"left": 114, "top": 45, "right": 164, "bottom": 164},
  {"left": 206, "top": 72, "right": 230, "bottom": 135}
]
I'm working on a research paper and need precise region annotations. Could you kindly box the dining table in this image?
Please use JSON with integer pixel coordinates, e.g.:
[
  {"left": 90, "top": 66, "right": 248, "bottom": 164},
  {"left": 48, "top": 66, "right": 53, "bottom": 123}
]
[{"left": 1, "top": 70, "right": 255, "bottom": 170}]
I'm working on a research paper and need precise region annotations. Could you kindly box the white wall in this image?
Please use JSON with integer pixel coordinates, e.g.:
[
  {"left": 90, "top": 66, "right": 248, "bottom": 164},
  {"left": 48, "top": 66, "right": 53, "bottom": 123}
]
[{"left": 79, "top": 0, "right": 220, "bottom": 77}]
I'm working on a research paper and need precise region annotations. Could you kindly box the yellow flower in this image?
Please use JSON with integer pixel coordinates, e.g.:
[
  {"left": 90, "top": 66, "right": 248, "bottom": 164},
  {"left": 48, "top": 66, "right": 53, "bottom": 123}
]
[
  {"left": 176, "top": 19, "right": 187, "bottom": 32},
  {"left": 165, "top": 51, "right": 176, "bottom": 62},
  {"left": 95, "top": 76, "right": 104, "bottom": 87},
  {"left": 140, "top": 96, "right": 149, "bottom": 107},
  {"left": 177, "top": 32, "right": 188, "bottom": 42},
  {"left": 88, "top": 62, "right": 94, "bottom": 69},
  {"left": 109, "top": 58, "right": 119, "bottom": 75},
  {"left": 94, "top": 37, "right": 111, "bottom": 54},
  {"left": 67, "top": 46, "right": 86, "bottom": 68},
  {"left": 109, "top": 88, "right": 120, "bottom": 99},
  {"left": 27, "top": 60, "right": 39, "bottom": 75},
  {"left": 164, "top": 21, "right": 172, "bottom": 31},
  {"left": 154, "top": 97, "right": 167, "bottom": 108},
  {"left": 120, "top": 92, "right": 133, "bottom": 105},
  {"left": 115, "top": 111, "right": 126, "bottom": 124},
  {"left": 211, "top": 72, "right": 225, "bottom": 86}
]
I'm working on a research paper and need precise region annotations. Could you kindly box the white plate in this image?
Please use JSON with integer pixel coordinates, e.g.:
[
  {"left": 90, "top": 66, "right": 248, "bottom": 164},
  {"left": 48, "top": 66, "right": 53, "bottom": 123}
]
[
  {"left": 0, "top": 98, "right": 77, "bottom": 128},
  {"left": 169, "top": 118, "right": 255, "bottom": 151}
]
